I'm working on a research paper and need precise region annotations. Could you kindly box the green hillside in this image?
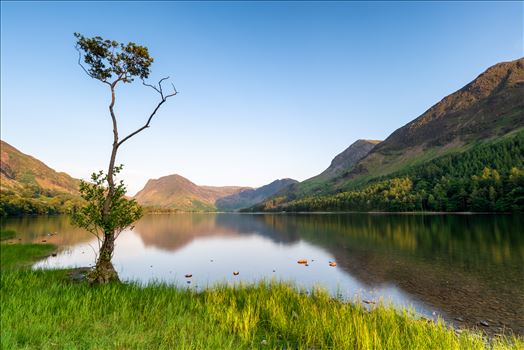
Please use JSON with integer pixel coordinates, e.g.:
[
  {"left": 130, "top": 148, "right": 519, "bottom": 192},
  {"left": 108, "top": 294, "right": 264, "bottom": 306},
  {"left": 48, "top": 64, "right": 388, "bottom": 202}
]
[
  {"left": 251, "top": 58, "right": 524, "bottom": 211},
  {"left": 0, "top": 141, "right": 82, "bottom": 216},
  {"left": 252, "top": 130, "right": 524, "bottom": 212},
  {"left": 133, "top": 174, "right": 250, "bottom": 212}
]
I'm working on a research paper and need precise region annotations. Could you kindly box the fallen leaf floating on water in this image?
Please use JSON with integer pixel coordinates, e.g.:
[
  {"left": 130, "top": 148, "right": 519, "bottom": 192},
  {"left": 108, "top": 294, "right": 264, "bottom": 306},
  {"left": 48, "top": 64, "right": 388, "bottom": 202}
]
[
  {"left": 233, "top": 271, "right": 239, "bottom": 276},
  {"left": 329, "top": 261, "right": 337, "bottom": 267},
  {"left": 185, "top": 274, "right": 192, "bottom": 278},
  {"left": 297, "top": 259, "right": 308, "bottom": 264}
]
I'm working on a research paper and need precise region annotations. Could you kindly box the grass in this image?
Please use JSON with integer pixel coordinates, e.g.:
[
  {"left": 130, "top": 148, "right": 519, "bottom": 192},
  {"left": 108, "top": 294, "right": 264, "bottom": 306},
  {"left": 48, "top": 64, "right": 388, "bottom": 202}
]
[
  {"left": 1, "top": 242, "right": 523, "bottom": 349},
  {"left": 0, "top": 229, "right": 16, "bottom": 241}
]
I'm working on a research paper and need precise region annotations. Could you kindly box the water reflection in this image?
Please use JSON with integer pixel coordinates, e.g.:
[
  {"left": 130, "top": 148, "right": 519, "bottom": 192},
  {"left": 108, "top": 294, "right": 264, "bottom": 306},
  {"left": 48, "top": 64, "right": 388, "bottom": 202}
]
[{"left": 2, "top": 213, "right": 523, "bottom": 335}]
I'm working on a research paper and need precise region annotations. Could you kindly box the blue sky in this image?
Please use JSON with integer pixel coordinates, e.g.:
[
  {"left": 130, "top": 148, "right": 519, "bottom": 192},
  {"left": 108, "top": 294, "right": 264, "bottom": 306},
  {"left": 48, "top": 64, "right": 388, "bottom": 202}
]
[{"left": 1, "top": 1, "right": 523, "bottom": 194}]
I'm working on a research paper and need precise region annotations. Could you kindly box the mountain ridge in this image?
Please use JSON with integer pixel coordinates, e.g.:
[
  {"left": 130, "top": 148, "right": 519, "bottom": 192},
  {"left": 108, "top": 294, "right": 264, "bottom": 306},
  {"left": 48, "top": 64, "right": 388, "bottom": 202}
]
[
  {"left": 252, "top": 57, "right": 524, "bottom": 210},
  {"left": 1, "top": 140, "right": 79, "bottom": 195},
  {"left": 133, "top": 174, "right": 250, "bottom": 211},
  {"left": 215, "top": 178, "right": 298, "bottom": 211},
  {"left": 0, "top": 140, "right": 82, "bottom": 215}
]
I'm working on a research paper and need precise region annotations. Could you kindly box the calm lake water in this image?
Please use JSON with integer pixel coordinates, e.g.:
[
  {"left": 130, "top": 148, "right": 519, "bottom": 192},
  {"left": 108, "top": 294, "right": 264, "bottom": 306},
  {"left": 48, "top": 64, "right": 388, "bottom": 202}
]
[{"left": 2, "top": 213, "right": 523, "bottom": 335}]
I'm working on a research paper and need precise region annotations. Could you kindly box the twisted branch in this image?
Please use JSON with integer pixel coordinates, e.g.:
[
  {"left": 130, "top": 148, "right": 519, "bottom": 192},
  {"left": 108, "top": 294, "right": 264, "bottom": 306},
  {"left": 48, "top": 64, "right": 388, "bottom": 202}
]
[{"left": 117, "top": 77, "right": 178, "bottom": 147}]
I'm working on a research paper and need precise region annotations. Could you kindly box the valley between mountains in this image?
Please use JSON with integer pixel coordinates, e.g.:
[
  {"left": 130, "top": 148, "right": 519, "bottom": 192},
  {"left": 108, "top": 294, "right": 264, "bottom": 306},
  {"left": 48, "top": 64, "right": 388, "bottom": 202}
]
[{"left": 2, "top": 57, "right": 523, "bottom": 215}]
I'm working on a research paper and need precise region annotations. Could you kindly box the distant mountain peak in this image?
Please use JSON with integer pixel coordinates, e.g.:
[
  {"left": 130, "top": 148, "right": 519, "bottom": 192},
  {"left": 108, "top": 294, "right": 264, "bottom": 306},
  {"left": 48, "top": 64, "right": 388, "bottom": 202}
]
[
  {"left": 133, "top": 173, "right": 250, "bottom": 211},
  {"left": 316, "top": 139, "right": 381, "bottom": 180},
  {"left": 215, "top": 178, "right": 298, "bottom": 211},
  {"left": 134, "top": 174, "right": 297, "bottom": 212}
]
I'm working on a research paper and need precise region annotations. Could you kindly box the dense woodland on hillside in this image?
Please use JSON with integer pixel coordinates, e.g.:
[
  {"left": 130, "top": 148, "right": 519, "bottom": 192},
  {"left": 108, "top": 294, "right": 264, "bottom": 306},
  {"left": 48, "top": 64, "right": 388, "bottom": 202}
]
[
  {"left": 3, "top": 131, "right": 524, "bottom": 216},
  {"left": 0, "top": 189, "right": 82, "bottom": 217},
  {"left": 255, "top": 131, "right": 524, "bottom": 213}
]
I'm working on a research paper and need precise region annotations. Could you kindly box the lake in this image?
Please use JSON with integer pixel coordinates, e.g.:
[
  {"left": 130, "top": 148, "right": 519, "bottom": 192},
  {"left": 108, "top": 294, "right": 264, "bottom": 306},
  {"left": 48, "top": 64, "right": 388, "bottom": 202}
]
[{"left": 2, "top": 213, "right": 523, "bottom": 336}]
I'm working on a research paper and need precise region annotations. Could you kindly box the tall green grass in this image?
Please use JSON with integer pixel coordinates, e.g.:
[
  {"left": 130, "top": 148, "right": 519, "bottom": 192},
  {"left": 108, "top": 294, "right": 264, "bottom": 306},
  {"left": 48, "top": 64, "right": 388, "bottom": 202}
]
[{"left": 1, "top": 243, "right": 522, "bottom": 349}]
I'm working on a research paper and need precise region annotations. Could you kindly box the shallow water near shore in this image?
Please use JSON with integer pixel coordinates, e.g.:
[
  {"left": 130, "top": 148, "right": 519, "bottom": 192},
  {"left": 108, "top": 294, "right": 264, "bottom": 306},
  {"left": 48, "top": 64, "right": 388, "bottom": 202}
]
[{"left": 2, "top": 213, "right": 523, "bottom": 336}]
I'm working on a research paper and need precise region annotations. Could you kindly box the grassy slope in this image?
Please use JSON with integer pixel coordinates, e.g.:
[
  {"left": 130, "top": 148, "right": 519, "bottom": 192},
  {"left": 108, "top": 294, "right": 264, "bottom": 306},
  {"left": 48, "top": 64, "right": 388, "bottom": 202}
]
[
  {"left": 1, "top": 239, "right": 522, "bottom": 349},
  {"left": 0, "top": 140, "right": 79, "bottom": 194},
  {"left": 134, "top": 174, "right": 249, "bottom": 212},
  {"left": 1, "top": 141, "right": 83, "bottom": 216}
]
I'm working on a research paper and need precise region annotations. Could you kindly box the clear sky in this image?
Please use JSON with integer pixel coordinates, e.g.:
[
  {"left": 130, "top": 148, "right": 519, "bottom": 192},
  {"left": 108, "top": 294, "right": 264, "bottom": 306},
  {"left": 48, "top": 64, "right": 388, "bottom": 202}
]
[{"left": 1, "top": 1, "right": 523, "bottom": 195}]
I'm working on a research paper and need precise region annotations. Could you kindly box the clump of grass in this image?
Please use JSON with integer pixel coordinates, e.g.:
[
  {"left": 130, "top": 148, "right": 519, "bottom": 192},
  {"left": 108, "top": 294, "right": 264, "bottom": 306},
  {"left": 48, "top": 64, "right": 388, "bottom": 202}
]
[
  {"left": 0, "top": 242, "right": 55, "bottom": 270},
  {"left": 0, "top": 229, "right": 16, "bottom": 241},
  {"left": 1, "top": 243, "right": 522, "bottom": 349}
]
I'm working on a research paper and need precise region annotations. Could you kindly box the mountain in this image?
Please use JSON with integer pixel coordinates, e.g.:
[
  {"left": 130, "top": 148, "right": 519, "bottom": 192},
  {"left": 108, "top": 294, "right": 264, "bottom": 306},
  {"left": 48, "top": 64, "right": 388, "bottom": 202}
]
[
  {"left": 1, "top": 140, "right": 81, "bottom": 215},
  {"left": 215, "top": 178, "right": 298, "bottom": 211},
  {"left": 252, "top": 57, "right": 524, "bottom": 211},
  {"left": 311, "top": 139, "right": 381, "bottom": 181},
  {"left": 133, "top": 174, "right": 251, "bottom": 211},
  {"left": 256, "top": 139, "right": 382, "bottom": 204},
  {"left": 344, "top": 57, "right": 524, "bottom": 183},
  {"left": 1, "top": 140, "right": 79, "bottom": 194}
]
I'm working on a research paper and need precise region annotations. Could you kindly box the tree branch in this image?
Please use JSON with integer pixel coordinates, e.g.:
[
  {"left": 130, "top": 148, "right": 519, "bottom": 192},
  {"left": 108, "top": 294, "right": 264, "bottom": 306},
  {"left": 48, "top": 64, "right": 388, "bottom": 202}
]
[
  {"left": 76, "top": 46, "right": 110, "bottom": 86},
  {"left": 118, "top": 78, "right": 178, "bottom": 147},
  {"left": 111, "top": 72, "right": 126, "bottom": 88}
]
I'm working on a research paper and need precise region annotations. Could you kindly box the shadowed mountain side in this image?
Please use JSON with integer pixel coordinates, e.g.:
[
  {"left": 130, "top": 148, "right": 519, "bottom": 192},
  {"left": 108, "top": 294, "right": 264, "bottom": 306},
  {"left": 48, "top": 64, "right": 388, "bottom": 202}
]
[
  {"left": 215, "top": 179, "right": 298, "bottom": 211},
  {"left": 313, "top": 139, "right": 381, "bottom": 181},
  {"left": 265, "top": 140, "right": 381, "bottom": 201},
  {"left": 252, "top": 58, "right": 524, "bottom": 211},
  {"left": 344, "top": 57, "right": 524, "bottom": 182}
]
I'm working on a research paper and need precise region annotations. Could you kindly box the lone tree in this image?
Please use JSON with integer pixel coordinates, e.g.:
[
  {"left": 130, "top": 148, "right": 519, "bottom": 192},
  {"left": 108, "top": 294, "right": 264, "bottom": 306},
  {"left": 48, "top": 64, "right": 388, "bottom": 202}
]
[{"left": 72, "top": 33, "right": 177, "bottom": 284}]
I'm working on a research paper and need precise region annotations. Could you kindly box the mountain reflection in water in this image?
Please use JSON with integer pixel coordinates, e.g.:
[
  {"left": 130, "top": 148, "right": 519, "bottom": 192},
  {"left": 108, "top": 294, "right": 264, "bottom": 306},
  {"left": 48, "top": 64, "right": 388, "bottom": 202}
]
[{"left": 2, "top": 213, "right": 523, "bottom": 335}]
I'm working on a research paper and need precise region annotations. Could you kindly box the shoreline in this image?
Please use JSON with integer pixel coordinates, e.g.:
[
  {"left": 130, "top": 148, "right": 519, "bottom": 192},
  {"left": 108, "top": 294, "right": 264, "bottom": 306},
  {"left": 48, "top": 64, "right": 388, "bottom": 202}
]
[
  {"left": 2, "top": 242, "right": 522, "bottom": 348},
  {"left": 3, "top": 210, "right": 516, "bottom": 218}
]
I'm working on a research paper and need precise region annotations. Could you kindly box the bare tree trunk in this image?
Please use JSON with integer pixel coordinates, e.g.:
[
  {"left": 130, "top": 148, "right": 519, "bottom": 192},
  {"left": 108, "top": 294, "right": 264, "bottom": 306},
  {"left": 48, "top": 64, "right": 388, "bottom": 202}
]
[
  {"left": 88, "top": 231, "right": 119, "bottom": 284},
  {"left": 90, "top": 86, "right": 120, "bottom": 284},
  {"left": 86, "top": 78, "right": 174, "bottom": 284}
]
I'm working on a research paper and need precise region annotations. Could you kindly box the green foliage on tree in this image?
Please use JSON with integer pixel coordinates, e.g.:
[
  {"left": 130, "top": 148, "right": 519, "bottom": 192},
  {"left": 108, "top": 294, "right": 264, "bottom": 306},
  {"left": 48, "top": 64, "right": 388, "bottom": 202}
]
[
  {"left": 72, "top": 166, "right": 142, "bottom": 239},
  {"left": 74, "top": 33, "right": 153, "bottom": 83}
]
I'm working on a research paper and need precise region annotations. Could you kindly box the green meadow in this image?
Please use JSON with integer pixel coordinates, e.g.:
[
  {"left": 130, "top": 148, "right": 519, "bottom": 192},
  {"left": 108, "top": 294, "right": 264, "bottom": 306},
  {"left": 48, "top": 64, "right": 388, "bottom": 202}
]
[{"left": 1, "top": 232, "right": 522, "bottom": 349}]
